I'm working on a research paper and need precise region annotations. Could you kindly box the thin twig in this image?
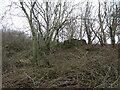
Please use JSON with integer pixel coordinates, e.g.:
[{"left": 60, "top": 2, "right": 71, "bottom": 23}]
[{"left": 24, "top": 72, "right": 36, "bottom": 88}]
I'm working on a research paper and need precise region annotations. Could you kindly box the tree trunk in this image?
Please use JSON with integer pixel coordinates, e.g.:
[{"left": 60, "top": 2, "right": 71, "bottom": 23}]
[
  {"left": 32, "top": 35, "right": 38, "bottom": 64},
  {"left": 98, "top": 2, "right": 107, "bottom": 45},
  {"left": 84, "top": 19, "right": 92, "bottom": 44},
  {"left": 110, "top": 27, "right": 116, "bottom": 47}
]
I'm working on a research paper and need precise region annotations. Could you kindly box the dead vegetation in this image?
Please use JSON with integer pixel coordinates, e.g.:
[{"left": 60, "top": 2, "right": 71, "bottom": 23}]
[
  {"left": 1, "top": 0, "right": 120, "bottom": 88},
  {"left": 2, "top": 44, "right": 119, "bottom": 88}
]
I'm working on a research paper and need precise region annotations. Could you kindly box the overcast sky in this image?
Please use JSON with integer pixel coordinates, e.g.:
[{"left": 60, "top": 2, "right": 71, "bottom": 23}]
[
  {"left": 0, "top": 0, "right": 119, "bottom": 43},
  {"left": 0, "top": 0, "right": 119, "bottom": 32},
  {"left": 0, "top": 0, "right": 100, "bottom": 31}
]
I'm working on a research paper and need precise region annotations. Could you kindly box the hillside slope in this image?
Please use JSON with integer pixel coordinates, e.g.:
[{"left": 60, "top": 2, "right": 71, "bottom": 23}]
[{"left": 2, "top": 45, "right": 119, "bottom": 88}]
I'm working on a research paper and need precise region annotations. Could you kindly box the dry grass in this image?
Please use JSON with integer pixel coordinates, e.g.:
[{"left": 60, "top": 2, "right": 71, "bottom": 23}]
[{"left": 2, "top": 45, "right": 119, "bottom": 88}]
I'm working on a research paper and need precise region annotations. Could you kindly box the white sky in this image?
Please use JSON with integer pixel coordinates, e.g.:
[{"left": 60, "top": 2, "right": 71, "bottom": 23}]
[
  {"left": 0, "top": 0, "right": 119, "bottom": 43},
  {"left": 0, "top": 0, "right": 100, "bottom": 31},
  {"left": 0, "top": 0, "right": 119, "bottom": 29}
]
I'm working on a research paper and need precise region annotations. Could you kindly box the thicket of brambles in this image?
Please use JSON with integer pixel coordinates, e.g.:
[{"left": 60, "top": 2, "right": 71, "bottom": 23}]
[
  {"left": 1, "top": 0, "right": 120, "bottom": 88},
  {"left": 2, "top": 0, "right": 120, "bottom": 71},
  {"left": 2, "top": 29, "right": 31, "bottom": 70},
  {"left": 2, "top": 28, "right": 119, "bottom": 88}
]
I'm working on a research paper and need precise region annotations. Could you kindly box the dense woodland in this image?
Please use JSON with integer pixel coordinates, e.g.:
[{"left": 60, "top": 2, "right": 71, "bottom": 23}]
[{"left": 1, "top": 0, "right": 120, "bottom": 88}]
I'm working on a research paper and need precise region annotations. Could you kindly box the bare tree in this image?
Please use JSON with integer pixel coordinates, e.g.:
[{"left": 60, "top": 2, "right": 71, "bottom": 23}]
[
  {"left": 19, "top": 0, "right": 78, "bottom": 63},
  {"left": 83, "top": 2, "right": 92, "bottom": 44},
  {"left": 104, "top": 1, "right": 119, "bottom": 47},
  {"left": 98, "top": 2, "right": 107, "bottom": 45}
]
